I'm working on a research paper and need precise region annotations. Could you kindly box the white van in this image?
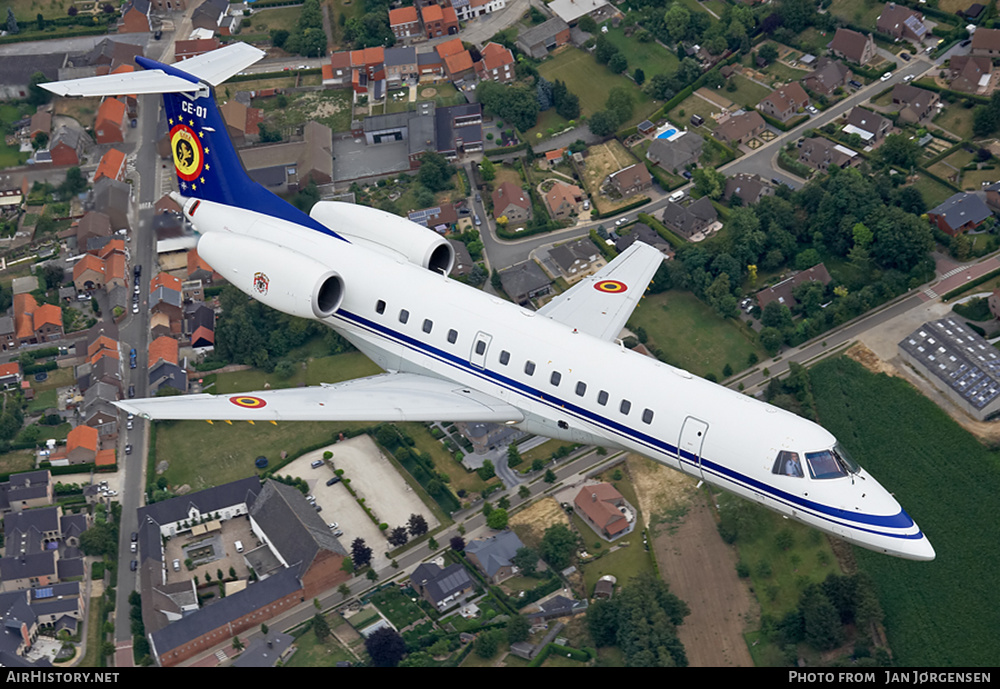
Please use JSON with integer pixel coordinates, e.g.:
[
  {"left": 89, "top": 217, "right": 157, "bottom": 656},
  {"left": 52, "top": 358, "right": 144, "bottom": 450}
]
[
  {"left": 235, "top": 540, "right": 244, "bottom": 553},
  {"left": 669, "top": 190, "right": 685, "bottom": 203}
]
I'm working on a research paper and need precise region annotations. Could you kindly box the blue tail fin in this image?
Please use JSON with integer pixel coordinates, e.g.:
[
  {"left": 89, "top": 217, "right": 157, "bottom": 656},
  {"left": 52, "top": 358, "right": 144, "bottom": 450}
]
[{"left": 133, "top": 55, "right": 343, "bottom": 239}]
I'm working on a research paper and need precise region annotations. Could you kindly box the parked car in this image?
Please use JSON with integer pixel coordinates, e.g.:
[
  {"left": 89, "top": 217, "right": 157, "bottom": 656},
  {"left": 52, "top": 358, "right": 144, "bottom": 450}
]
[
  {"left": 806, "top": 105, "right": 818, "bottom": 115},
  {"left": 311, "top": 459, "right": 323, "bottom": 468},
  {"left": 880, "top": 71, "right": 893, "bottom": 81},
  {"left": 173, "top": 559, "right": 181, "bottom": 571},
  {"left": 900, "top": 52, "right": 911, "bottom": 61},
  {"left": 125, "top": 444, "right": 133, "bottom": 455},
  {"left": 130, "top": 348, "right": 137, "bottom": 369},
  {"left": 128, "top": 385, "right": 135, "bottom": 398},
  {"left": 131, "top": 532, "right": 138, "bottom": 542},
  {"left": 903, "top": 74, "right": 915, "bottom": 82},
  {"left": 961, "top": 39, "right": 972, "bottom": 47},
  {"left": 326, "top": 476, "right": 341, "bottom": 486},
  {"left": 848, "top": 80, "right": 863, "bottom": 89},
  {"left": 130, "top": 560, "right": 137, "bottom": 571}
]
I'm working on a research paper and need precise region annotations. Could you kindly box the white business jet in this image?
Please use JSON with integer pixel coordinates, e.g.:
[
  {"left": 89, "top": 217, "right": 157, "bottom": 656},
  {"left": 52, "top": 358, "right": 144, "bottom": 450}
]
[{"left": 44, "top": 44, "right": 933, "bottom": 560}]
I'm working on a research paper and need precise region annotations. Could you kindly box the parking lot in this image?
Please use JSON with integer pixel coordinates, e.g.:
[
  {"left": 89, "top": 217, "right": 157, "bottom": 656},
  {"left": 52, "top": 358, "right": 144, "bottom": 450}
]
[{"left": 291, "top": 435, "right": 439, "bottom": 570}]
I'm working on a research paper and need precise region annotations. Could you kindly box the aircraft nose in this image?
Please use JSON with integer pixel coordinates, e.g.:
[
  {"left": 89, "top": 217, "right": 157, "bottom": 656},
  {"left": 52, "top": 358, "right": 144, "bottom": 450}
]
[{"left": 903, "top": 532, "right": 936, "bottom": 561}]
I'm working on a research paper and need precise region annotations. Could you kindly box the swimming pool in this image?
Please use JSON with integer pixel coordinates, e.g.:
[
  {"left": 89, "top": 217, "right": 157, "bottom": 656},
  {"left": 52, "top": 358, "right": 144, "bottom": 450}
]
[{"left": 654, "top": 122, "right": 683, "bottom": 141}]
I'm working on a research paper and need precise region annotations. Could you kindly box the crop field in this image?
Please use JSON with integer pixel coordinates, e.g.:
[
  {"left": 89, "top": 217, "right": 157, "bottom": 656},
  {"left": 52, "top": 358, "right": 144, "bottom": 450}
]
[{"left": 809, "top": 356, "right": 1000, "bottom": 667}]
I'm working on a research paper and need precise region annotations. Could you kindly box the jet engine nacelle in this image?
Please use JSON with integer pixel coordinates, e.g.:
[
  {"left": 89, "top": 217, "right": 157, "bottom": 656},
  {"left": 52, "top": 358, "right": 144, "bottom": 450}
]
[
  {"left": 309, "top": 201, "right": 454, "bottom": 275},
  {"left": 197, "top": 232, "right": 344, "bottom": 320}
]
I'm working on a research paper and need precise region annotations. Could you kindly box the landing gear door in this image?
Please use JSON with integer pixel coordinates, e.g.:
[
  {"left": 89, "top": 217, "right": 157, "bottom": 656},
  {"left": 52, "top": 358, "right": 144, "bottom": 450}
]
[{"left": 678, "top": 416, "right": 709, "bottom": 480}]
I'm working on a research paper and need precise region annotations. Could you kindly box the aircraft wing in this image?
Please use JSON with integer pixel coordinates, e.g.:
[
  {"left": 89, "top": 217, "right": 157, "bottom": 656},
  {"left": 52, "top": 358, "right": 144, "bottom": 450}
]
[
  {"left": 163, "top": 42, "right": 265, "bottom": 86},
  {"left": 114, "top": 372, "right": 524, "bottom": 423},
  {"left": 536, "top": 241, "right": 664, "bottom": 341},
  {"left": 41, "top": 70, "right": 200, "bottom": 97}
]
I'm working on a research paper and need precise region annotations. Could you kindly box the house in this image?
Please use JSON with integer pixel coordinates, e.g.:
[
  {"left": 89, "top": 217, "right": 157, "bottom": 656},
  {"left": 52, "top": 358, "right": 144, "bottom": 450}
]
[
  {"left": 238, "top": 120, "right": 334, "bottom": 193},
  {"left": 549, "top": 237, "right": 604, "bottom": 282},
  {"left": 723, "top": 173, "right": 772, "bottom": 206},
  {"left": 0, "top": 362, "right": 20, "bottom": 390},
  {"left": 927, "top": 192, "right": 993, "bottom": 236},
  {"left": 93, "top": 148, "right": 127, "bottom": 184},
  {"left": 498, "top": 260, "right": 551, "bottom": 305},
  {"left": 645, "top": 131, "right": 703, "bottom": 173},
  {"left": 757, "top": 82, "right": 810, "bottom": 122},
  {"left": 547, "top": 0, "right": 611, "bottom": 25},
  {"left": 28, "top": 109, "right": 51, "bottom": 143},
  {"left": 713, "top": 110, "right": 766, "bottom": 146},
  {"left": 117, "top": 0, "right": 152, "bottom": 33},
  {"left": 876, "top": 2, "right": 928, "bottom": 44},
  {"left": 890, "top": 83, "right": 940, "bottom": 123},
  {"left": 448, "top": 239, "right": 475, "bottom": 277},
  {"left": 802, "top": 57, "right": 852, "bottom": 96},
  {"left": 73, "top": 211, "right": 113, "bottom": 253},
  {"left": 322, "top": 51, "right": 352, "bottom": 88},
  {"left": 827, "top": 28, "right": 877, "bottom": 65},
  {"left": 49, "top": 126, "right": 88, "bottom": 167},
  {"left": 148, "top": 335, "right": 187, "bottom": 395},
  {"left": 410, "top": 562, "right": 473, "bottom": 611},
  {"left": 984, "top": 181, "right": 1000, "bottom": 209},
  {"left": 13, "top": 294, "right": 62, "bottom": 347},
  {"left": 174, "top": 38, "right": 222, "bottom": 62},
  {"left": 613, "top": 223, "right": 673, "bottom": 257},
  {"left": 0, "top": 470, "right": 52, "bottom": 513},
  {"left": 465, "top": 531, "right": 525, "bottom": 584},
  {"left": 797, "top": 137, "right": 859, "bottom": 172},
  {"left": 191, "top": 0, "right": 241, "bottom": 35},
  {"left": 384, "top": 46, "right": 418, "bottom": 86},
  {"left": 475, "top": 42, "right": 516, "bottom": 84},
  {"left": 421, "top": 3, "right": 458, "bottom": 39},
  {"left": 348, "top": 47, "right": 386, "bottom": 99},
  {"left": 544, "top": 181, "right": 585, "bottom": 221},
  {"left": 948, "top": 55, "right": 994, "bottom": 93},
  {"left": 407, "top": 202, "right": 458, "bottom": 232},
  {"left": 608, "top": 163, "right": 652, "bottom": 197},
  {"left": 185, "top": 302, "right": 215, "bottom": 348},
  {"left": 492, "top": 181, "right": 532, "bottom": 224},
  {"left": 843, "top": 106, "right": 892, "bottom": 144},
  {"left": 49, "top": 425, "right": 99, "bottom": 465},
  {"left": 661, "top": 197, "right": 718, "bottom": 239},
  {"left": 756, "top": 263, "right": 832, "bottom": 310},
  {"left": 971, "top": 27, "right": 1000, "bottom": 57},
  {"left": 91, "top": 176, "right": 132, "bottom": 232},
  {"left": 436, "top": 38, "right": 474, "bottom": 82},
  {"left": 516, "top": 17, "right": 571, "bottom": 60},
  {"left": 219, "top": 99, "right": 263, "bottom": 146},
  {"left": 573, "top": 483, "right": 631, "bottom": 538},
  {"left": 389, "top": 6, "right": 422, "bottom": 42}
]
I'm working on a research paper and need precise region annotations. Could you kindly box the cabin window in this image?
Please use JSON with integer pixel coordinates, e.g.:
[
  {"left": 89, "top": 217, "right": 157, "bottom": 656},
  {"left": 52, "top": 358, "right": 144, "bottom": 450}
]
[
  {"left": 620, "top": 399, "right": 631, "bottom": 415},
  {"left": 597, "top": 390, "right": 609, "bottom": 406},
  {"left": 399, "top": 309, "right": 409, "bottom": 324},
  {"left": 375, "top": 300, "right": 386, "bottom": 315},
  {"left": 642, "top": 409, "right": 654, "bottom": 424},
  {"left": 448, "top": 329, "right": 458, "bottom": 344},
  {"left": 550, "top": 371, "right": 561, "bottom": 386},
  {"left": 422, "top": 319, "right": 433, "bottom": 334},
  {"left": 772, "top": 451, "right": 803, "bottom": 478},
  {"left": 499, "top": 351, "right": 510, "bottom": 365},
  {"left": 575, "top": 381, "right": 587, "bottom": 397},
  {"left": 524, "top": 361, "right": 536, "bottom": 376}
]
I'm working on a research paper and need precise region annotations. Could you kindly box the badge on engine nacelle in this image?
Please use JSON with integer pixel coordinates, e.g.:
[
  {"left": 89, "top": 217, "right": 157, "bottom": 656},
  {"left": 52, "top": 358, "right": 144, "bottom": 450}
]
[{"left": 254, "top": 271, "right": 269, "bottom": 296}]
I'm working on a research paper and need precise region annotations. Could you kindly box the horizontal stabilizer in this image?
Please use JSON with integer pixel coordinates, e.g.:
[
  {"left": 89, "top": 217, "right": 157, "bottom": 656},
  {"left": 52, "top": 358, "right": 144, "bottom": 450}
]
[
  {"left": 41, "top": 70, "right": 200, "bottom": 97},
  {"left": 158, "top": 42, "right": 265, "bottom": 86},
  {"left": 40, "top": 43, "right": 266, "bottom": 98},
  {"left": 114, "top": 372, "right": 524, "bottom": 423}
]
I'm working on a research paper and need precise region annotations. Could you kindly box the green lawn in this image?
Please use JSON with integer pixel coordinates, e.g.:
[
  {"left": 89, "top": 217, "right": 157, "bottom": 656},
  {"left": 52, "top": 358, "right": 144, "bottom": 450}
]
[
  {"left": 213, "top": 351, "right": 381, "bottom": 393},
  {"left": 829, "top": 0, "right": 885, "bottom": 28},
  {"left": 810, "top": 356, "right": 1000, "bottom": 667},
  {"left": 599, "top": 27, "right": 681, "bottom": 81},
  {"left": 932, "top": 103, "right": 976, "bottom": 141},
  {"left": 908, "top": 174, "right": 957, "bottom": 209},
  {"left": 537, "top": 48, "right": 658, "bottom": 127},
  {"left": 370, "top": 586, "right": 427, "bottom": 628},
  {"left": 724, "top": 74, "right": 772, "bottom": 110},
  {"left": 629, "top": 290, "right": 763, "bottom": 379}
]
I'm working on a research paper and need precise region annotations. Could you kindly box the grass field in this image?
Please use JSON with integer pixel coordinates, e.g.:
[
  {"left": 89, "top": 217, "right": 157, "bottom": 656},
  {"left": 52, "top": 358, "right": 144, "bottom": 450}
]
[
  {"left": 599, "top": 27, "right": 680, "bottom": 81},
  {"left": 629, "top": 290, "right": 764, "bottom": 379},
  {"left": 810, "top": 356, "right": 1000, "bottom": 667},
  {"left": 537, "top": 48, "right": 658, "bottom": 127},
  {"left": 908, "top": 174, "right": 959, "bottom": 209},
  {"left": 213, "top": 351, "right": 381, "bottom": 393},
  {"left": 829, "top": 0, "right": 885, "bottom": 27},
  {"left": 724, "top": 74, "right": 772, "bottom": 110}
]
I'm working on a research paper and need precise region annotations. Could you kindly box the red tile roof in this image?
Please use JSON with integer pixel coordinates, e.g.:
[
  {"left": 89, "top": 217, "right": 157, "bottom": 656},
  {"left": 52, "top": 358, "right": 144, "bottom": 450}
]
[
  {"left": 389, "top": 6, "right": 418, "bottom": 25},
  {"left": 436, "top": 37, "right": 465, "bottom": 59},
  {"left": 94, "top": 148, "right": 127, "bottom": 183},
  {"left": 149, "top": 335, "right": 179, "bottom": 367},
  {"left": 67, "top": 425, "right": 99, "bottom": 453}
]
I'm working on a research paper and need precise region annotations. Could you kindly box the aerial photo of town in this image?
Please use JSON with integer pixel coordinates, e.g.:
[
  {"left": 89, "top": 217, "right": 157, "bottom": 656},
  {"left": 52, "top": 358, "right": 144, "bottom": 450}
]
[{"left": 0, "top": 0, "right": 995, "bottom": 670}]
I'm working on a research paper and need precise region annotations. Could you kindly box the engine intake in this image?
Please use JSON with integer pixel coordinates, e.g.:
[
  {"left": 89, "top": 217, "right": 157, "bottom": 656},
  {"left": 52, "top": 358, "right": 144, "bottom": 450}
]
[
  {"left": 197, "top": 232, "right": 344, "bottom": 320},
  {"left": 310, "top": 201, "right": 455, "bottom": 274}
]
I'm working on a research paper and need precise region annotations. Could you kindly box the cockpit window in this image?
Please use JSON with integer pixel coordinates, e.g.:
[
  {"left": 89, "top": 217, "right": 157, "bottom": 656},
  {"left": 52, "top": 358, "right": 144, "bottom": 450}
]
[
  {"left": 833, "top": 443, "right": 861, "bottom": 474},
  {"left": 806, "top": 450, "right": 846, "bottom": 479},
  {"left": 772, "top": 451, "right": 803, "bottom": 477}
]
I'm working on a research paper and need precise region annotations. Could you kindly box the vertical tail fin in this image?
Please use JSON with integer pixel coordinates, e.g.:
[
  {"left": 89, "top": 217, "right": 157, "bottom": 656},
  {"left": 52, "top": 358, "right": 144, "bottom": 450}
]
[{"left": 41, "top": 44, "right": 343, "bottom": 238}]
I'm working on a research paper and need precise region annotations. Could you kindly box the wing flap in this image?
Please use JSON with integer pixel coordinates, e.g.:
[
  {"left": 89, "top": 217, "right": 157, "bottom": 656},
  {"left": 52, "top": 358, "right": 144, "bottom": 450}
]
[
  {"left": 537, "top": 241, "right": 665, "bottom": 341},
  {"left": 114, "top": 373, "right": 523, "bottom": 423},
  {"left": 168, "top": 42, "right": 265, "bottom": 86}
]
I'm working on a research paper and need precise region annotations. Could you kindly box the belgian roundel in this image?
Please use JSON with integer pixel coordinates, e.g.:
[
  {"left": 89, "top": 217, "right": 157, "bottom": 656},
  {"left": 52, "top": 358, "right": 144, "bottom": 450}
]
[
  {"left": 230, "top": 396, "right": 267, "bottom": 409},
  {"left": 594, "top": 280, "right": 628, "bottom": 294}
]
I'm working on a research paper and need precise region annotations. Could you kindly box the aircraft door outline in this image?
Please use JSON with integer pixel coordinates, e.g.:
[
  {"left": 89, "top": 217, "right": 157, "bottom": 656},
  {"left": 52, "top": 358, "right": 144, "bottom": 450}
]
[
  {"left": 470, "top": 331, "right": 492, "bottom": 370},
  {"left": 678, "top": 416, "right": 709, "bottom": 480}
]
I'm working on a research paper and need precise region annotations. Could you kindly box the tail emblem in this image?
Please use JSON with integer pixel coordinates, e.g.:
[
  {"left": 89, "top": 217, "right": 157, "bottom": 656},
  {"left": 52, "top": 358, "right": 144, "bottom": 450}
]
[{"left": 170, "top": 121, "right": 206, "bottom": 187}]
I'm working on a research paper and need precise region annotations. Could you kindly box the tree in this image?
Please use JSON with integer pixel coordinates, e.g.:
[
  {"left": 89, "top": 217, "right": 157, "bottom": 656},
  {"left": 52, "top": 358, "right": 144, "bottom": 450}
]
[
  {"left": 27, "top": 72, "right": 51, "bottom": 107},
  {"left": 312, "top": 613, "right": 330, "bottom": 641},
  {"left": 407, "top": 513, "right": 428, "bottom": 537},
  {"left": 506, "top": 615, "right": 530, "bottom": 644},
  {"left": 633, "top": 68, "right": 645, "bottom": 85},
  {"left": 540, "top": 523, "right": 577, "bottom": 570},
  {"left": 388, "top": 526, "right": 409, "bottom": 547},
  {"left": 607, "top": 52, "right": 628, "bottom": 74},
  {"left": 512, "top": 546, "right": 539, "bottom": 576},
  {"left": 7, "top": 8, "right": 18, "bottom": 34},
  {"left": 588, "top": 110, "right": 620, "bottom": 137},
  {"left": 759, "top": 326, "right": 783, "bottom": 356},
  {"left": 480, "top": 157, "right": 496, "bottom": 182},
  {"left": 417, "top": 152, "right": 453, "bottom": 192},
  {"left": 450, "top": 535, "right": 466, "bottom": 552},
  {"left": 606, "top": 87, "right": 634, "bottom": 125},
  {"left": 351, "top": 537, "right": 372, "bottom": 569},
  {"left": 474, "top": 629, "right": 501, "bottom": 658},
  {"left": 543, "top": 468, "right": 556, "bottom": 484},
  {"left": 800, "top": 585, "right": 845, "bottom": 651},
  {"left": 692, "top": 168, "right": 726, "bottom": 200},
  {"left": 552, "top": 80, "right": 580, "bottom": 120},
  {"left": 663, "top": 4, "right": 691, "bottom": 44},
  {"left": 758, "top": 43, "right": 779, "bottom": 64},
  {"left": 365, "top": 627, "right": 407, "bottom": 667},
  {"left": 486, "top": 508, "right": 508, "bottom": 530}
]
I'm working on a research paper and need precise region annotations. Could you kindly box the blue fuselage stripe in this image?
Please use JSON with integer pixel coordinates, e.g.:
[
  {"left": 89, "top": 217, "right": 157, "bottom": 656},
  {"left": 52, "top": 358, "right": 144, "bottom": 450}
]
[{"left": 335, "top": 308, "right": 918, "bottom": 539}]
